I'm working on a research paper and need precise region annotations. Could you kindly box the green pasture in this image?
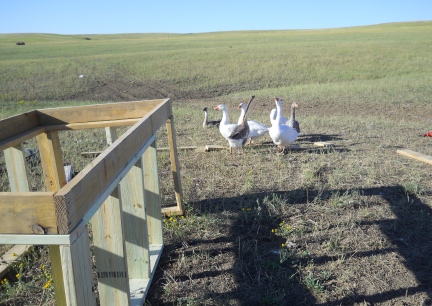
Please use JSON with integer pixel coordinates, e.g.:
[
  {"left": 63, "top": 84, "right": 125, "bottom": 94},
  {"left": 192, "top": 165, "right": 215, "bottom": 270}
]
[{"left": 1, "top": 21, "right": 431, "bottom": 113}]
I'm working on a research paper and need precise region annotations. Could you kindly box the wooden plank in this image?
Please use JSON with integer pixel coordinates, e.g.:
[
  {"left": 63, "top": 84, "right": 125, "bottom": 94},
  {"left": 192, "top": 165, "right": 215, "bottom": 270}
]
[
  {"left": 162, "top": 206, "right": 185, "bottom": 216},
  {"left": 37, "top": 99, "right": 167, "bottom": 126},
  {"left": 37, "top": 131, "right": 67, "bottom": 192},
  {"left": 37, "top": 130, "right": 69, "bottom": 306},
  {"left": 54, "top": 100, "right": 172, "bottom": 234},
  {"left": 0, "top": 127, "right": 45, "bottom": 152},
  {"left": 79, "top": 135, "right": 156, "bottom": 235},
  {"left": 0, "top": 111, "right": 39, "bottom": 142},
  {"left": 120, "top": 158, "right": 150, "bottom": 279},
  {"left": 144, "top": 141, "right": 163, "bottom": 245},
  {"left": 54, "top": 226, "right": 96, "bottom": 306},
  {"left": 144, "top": 140, "right": 163, "bottom": 245},
  {"left": 105, "top": 127, "right": 118, "bottom": 145},
  {"left": 314, "top": 141, "right": 334, "bottom": 148},
  {"left": 397, "top": 149, "right": 432, "bottom": 165},
  {"left": 0, "top": 192, "right": 57, "bottom": 234},
  {"left": 91, "top": 187, "right": 131, "bottom": 305},
  {"left": 166, "top": 115, "right": 184, "bottom": 215},
  {"left": 0, "top": 245, "right": 31, "bottom": 278},
  {"left": 4, "top": 144, "right": 30, "bottom": 192},
  {"left": 204, "top": 145, "right": 225, "bottom": 151},
  {"left": 46, "top": 119, "right": 139, "bottom": 132},
  {"left": 129, "top": 244, "right": 163, "bottom": 306}
]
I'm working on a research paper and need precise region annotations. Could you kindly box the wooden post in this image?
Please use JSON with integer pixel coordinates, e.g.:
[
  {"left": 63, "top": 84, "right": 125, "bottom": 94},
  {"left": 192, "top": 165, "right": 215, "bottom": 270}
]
[
  {"left": 105, "top": 127, "right": 118, "bottom": 146},
  {"left": 37, "top": 131, "right": 67, "bottom": 191},
  {"left": 49, "top": 227, "right": 95, "bottom": 306},
  {"left": 144, "top": 140, "right": 163, "bottom": 245},
  {"left": 4, "top": 144, "right": 30, "bottom": 192},
  {"left": 120, "top": 158, "right": 151, "bottom": 279},
  {"left": 165, "top": 116, "right": 184, "bottom": 214},
  {"left": 37, "top": 131, "right": 95, "bottom": 306},
  {"left": 91, "top": 187, "right": 131, "bottom": 305}
]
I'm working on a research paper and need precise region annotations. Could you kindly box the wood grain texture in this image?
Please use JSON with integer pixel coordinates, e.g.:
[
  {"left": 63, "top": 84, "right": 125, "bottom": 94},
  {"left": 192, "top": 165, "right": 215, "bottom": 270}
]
[
  {"left": 0, "top": 127, "right": 45, "bottom": 152},
  {"left": 91, "top": 187, "right": 131, "bottom": 305},
  {"left": 54, "top": 99, "right": 171, "bottom": 234},
  {"left": 0, "top": 192, "right": 57, "bottom": 234},
  {"left": 4, "top": 144, "right": 30, "bottom": 192},
  {"left": 144, "top": 140, "right": 163, "bottom": 245},
  {"left": 37, "top": 99, "right": 166, "bottom": 125},
  {"left": 166, "top": 115, "right": 184, "bottom": 214},
  {"left": 121, "top": 158, "right": 151, "bottom": 279},
  {"left": 0, "top": 111, "right": 39, "bottom": 142}
]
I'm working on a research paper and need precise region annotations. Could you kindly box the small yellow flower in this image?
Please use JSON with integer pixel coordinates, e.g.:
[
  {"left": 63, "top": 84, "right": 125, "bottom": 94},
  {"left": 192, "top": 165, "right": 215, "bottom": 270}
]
[
  {"left": 19, "top": 263, "right": 23, "bottom": 268},
  {"left": 279, "top": 222, "right": 284, "bottom": 226},
  {"left": 242, "top": 208, "right": 245, "bottom": 211},
  {"left": 16, "top": 273, "right": 20, "bottom": 278},
  {"left": 281, "top": 243, "right": 285, "bottom": 247},
  {"left": 286, "top": 225, "right": 291, "bottom": 231},
  {"left": 271, "top": 229, "right": 275, "bottom": 233},
  {"left": 11, "top": 253, "right": 16, "bottom": 257},
  {"left": 181, "top": 216, "right": 185, "bottom": 218},
  {"left": 43, "top": 280, "right": 51, "bottom": 289},
  {"left": 41, "top": 265, "right": 46, "bottom": 270}
]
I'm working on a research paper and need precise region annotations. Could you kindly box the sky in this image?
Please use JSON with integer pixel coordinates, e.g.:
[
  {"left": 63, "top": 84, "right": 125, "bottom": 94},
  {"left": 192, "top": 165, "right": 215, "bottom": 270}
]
[{"left": 1, "top": 0, "right": 431, "bottom": 35}]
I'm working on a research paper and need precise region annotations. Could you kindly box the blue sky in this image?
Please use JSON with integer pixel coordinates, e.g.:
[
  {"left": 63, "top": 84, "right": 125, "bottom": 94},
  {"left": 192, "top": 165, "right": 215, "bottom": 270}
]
[{"left": 1, "top": 0, "right": 431, "bottom": 34}]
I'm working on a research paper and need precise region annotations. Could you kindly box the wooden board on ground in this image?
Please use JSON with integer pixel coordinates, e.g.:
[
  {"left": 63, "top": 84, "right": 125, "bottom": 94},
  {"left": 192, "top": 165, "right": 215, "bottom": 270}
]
[
  {"left": 314, "top": 141, "right": 334, "bottom": 148},
  {"left": 0, "top": 245, "right": 31, "bottom": 278},
  {"left": 397, "top": 149, "right": 432, "bottom": 165}
]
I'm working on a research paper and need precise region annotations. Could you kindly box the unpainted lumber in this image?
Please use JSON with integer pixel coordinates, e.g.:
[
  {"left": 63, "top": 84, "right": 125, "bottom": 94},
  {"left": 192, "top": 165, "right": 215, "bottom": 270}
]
[
  {"left": 91, "top": 187, "right": 131, "bottom": 305},
  {"left": 166, "top": 115, "right": 184, "bottom": 215},
  {"left": 0, "top": 111, "right": 39, "bottom": 142},
  {"left": 54, "top": 100, "right": 172, "bottom": 234},
  {"left": 37, "top": 99, "right": 167, "bottom": 126},
  {"left": 397, "top": 149, "right": 432, "bottom": 165},
  {"left": 0, "top": 192, "right": 57, "bottom": 234},
  {"left": 314, "top": 141, "right": 334, "bottom": 148}
]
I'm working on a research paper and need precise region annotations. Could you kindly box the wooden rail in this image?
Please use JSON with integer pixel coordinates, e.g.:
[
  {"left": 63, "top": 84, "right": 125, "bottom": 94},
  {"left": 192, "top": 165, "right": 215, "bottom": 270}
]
[{"left": 0, "top": 99, "right": 183, "bottom": 305}]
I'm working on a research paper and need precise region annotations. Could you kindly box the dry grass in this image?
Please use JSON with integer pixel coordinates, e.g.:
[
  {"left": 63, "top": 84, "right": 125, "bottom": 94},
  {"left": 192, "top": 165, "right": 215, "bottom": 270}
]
[{"left": 1, "top": 22, "right": 432, "bottom": 305}]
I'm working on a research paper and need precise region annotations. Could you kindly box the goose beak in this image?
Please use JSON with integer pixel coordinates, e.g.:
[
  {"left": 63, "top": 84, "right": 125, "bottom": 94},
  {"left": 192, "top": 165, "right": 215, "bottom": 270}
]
[
  {"left": 293, "top": 102, "right": 299, "bottom": 108},
  {"left": 214, "top": 106, "right": 219, "bottom": 110}
]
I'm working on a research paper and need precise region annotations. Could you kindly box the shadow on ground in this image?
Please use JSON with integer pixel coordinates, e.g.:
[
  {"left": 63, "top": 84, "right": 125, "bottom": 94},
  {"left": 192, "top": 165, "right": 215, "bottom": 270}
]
[{"left": 147, "top": 184, "right": 432, "bottom": 305}]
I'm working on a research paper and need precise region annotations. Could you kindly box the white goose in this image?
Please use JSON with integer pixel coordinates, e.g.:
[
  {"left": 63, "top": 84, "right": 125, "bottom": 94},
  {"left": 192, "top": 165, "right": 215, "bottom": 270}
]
[
  {"left": 215, "top": 96, "right": 255, "bottom": 154},
  {"left": 269, "top": 97, "right": 299, "bottom": 153},
  {"left": 238, "top": 102, "right": 269, "bottom": 144},
  {"left": 270, "top": 108, "right": 288, "bottom": 126},
  {"left": 270, "top": 100, "right": 300, "bottom": 133}
]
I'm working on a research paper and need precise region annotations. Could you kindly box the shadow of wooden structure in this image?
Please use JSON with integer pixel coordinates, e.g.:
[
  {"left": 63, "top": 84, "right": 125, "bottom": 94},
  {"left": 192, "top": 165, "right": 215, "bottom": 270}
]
[{"left": 0, "top": 99, "right": 183, "bottom": 305}]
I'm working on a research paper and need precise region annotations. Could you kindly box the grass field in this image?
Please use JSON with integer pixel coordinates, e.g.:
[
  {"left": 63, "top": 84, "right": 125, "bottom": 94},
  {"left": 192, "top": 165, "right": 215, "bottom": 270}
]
[{"left": 1, "top": 21, "right": 432, "bottom": 305}]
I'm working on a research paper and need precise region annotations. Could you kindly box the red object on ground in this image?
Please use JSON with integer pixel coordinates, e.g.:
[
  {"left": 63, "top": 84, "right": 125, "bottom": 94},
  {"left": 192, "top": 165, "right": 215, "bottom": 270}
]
[{"left": 423, "top": 131, "right": 432, "bottom": 137}]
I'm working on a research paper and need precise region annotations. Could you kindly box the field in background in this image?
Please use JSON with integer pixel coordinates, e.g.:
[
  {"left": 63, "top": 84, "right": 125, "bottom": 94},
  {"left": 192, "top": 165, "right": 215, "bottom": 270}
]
[{"left": 1, "top": 22, "right": 432, "bottom": 305}]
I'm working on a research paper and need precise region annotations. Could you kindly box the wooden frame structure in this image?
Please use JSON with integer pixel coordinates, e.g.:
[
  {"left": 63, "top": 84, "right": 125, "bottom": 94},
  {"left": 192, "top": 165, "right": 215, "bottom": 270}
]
[{"left": 0, "top": 99, "right": 183, "bottom": 305}]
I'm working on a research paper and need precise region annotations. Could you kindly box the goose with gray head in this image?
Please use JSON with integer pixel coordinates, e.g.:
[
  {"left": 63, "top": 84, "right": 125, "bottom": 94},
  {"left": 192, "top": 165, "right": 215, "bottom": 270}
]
[
  {"left": 215, "top": 95, "right": 255, "bottom": 154},
  {"left": 287, "top": 101, "right": 300, "bottom": 133},
  {"left": 203, "top": 107, "right": 221, "bottom": 128}
]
